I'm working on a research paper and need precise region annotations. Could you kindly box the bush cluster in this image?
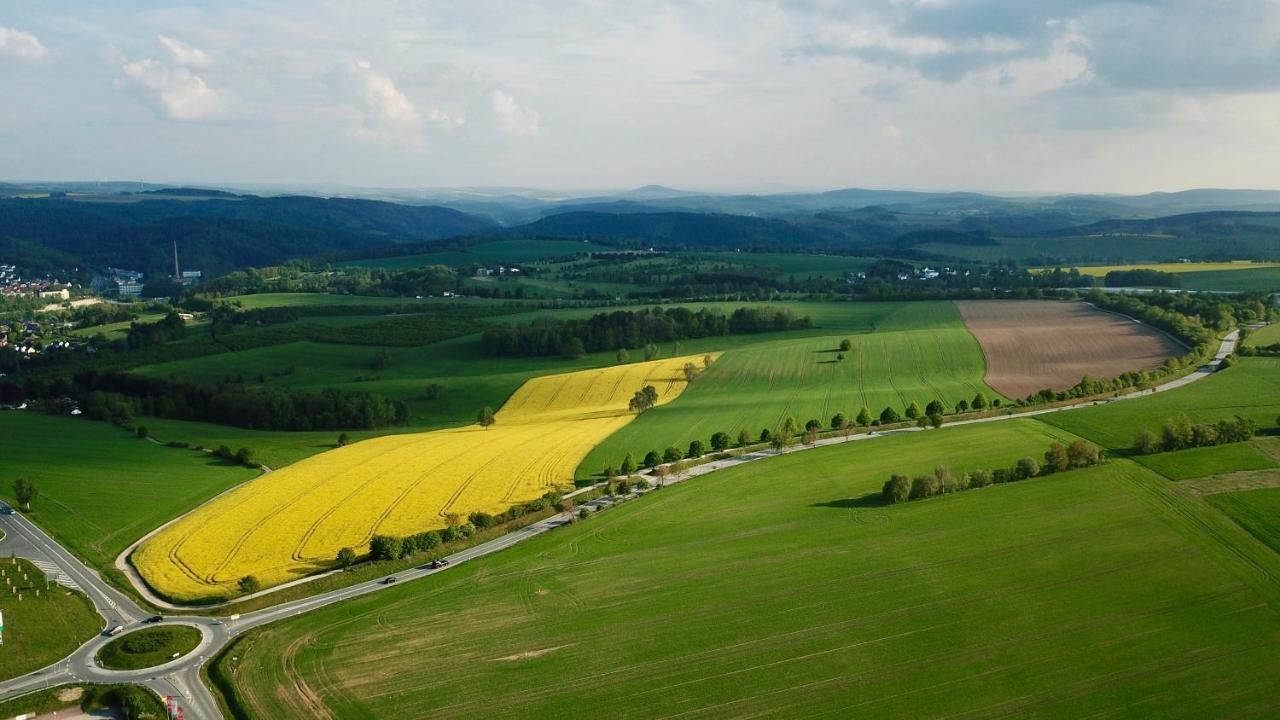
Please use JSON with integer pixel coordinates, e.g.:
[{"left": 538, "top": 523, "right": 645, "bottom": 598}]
[
  {"left": 1133, "top": 415, "right": 1258, "bottom": 454},
  {"left": 882, "top": 440, "right": 1104, "bottom": 504}
]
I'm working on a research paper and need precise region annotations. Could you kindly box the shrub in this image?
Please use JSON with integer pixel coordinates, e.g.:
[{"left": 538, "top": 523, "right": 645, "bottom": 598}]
[
  {"left": 1043, "top": 442, "right": 1070, "bottom": 472},
  {"left": 879, "top": 406, "right": 900, "bottom": 424},
  {"left": 1067, "top": 439, "right": 1102, "bottom": 467},
  {"left": 927, "top": 413, "right": 944, "bottom": 428},
  {"left": 1133, "top": 429, "right": 1159, "bottom": 455},
  {"left": 710, "top": 432, "right": 731, "bottom": 452},
  {"left": 856, "top": 407, "right": 872, "bottom": 426},
  {"left": 620, "top": 453, "right": 636, "bottom": 475},
  {"left": 830, "top": 413, "right": 846, "bottom": 430},
  {"left": 925, "top": 400, "right": 946, "bottom": 416},
  {"left": 905, "top": 401, "right": 923, "bottom": 420},
  {"left": 909, "top": 475, "right": 940, "bottom": 499},
  {"left": 737, "top": 429, "right": 752, "bottom": 446},
  {"left": 968, "top": 468, "right": 992, "bottom": 489},
  {"left": 237, "top": 575, "right": 261, "bottom": 594},
  {"left": 643, "top": 450, "right": 661, "bottom": 468},
  {"left": 663, "top": 446, "right": 683, "bottom": 463},
  {"left": 1015, "top": 457, "right": 1041, "bottom": 480},
  {"left": 882, "top": 474, "right": 911, "bottom": 504}
]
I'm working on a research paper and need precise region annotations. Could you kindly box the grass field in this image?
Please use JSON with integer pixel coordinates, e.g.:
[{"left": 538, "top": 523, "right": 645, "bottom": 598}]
[
  {"left": 1038, "top": 357, "right": 1280, "bottom": 450},
  {"left": 210, "top": 415, "right": 1280, "bottom": 718},
  {"left": 134, "top": 355, "right": 708, "bottom": 601},
  {"left": 580, "top": 301, "right": 999, "bottom": 477},
  {"left": 0, "top": 559, "right": 102, "bottom": 682},
  {"left": 216, "top": 293, "right": 475, "bottom": 308},
  {"left": 95, "top": 625, "right": 202, "bottom": 670},
  {"left": 1177, "top": 266, "right": 1280, "bottom": 292},
  {"left": 336, "top": 239, "right": 611, "bottom": 269},
  {"left": 0, "top": 414, "right": 256, "bottom": 568},
  {"left": 1134, "top": 440, "right": 1279, "bottom": 481},
  {"left": 1246, "top": 323, "right": 1280, "bottom": 347},
  {"left": 1206, "top": 487, "right": 1280, "bottom": 554}
]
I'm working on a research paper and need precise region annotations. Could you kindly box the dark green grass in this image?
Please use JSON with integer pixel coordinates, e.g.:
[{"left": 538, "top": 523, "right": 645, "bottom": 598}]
[
  {"left": 1177, "top": 266, "right": 1280, "bottom": 292},
  {"left": 580, "top": 300, "right": 999, "bottom": 477},
  {"left": 336, "top": 239, "right": 612, "bottom": 269},
  {"left": 1037, "top": 357, "right": 1280, "bottom": 450},
  {"left": 96, "top": 625, "right": 202, "bottom": 670},
  {"left": 0, "top": 559, "right": 102, "bottom": 681},
  {"left": 211, "top": 418, "right": 1280, "bottom": 719},
  {"left": 1206, "top": 487, "right": 1280, "bottom": 555},
  {"left": 1135, "top": 440, "right": 1280, "bottom": 481},
  {"left": 0, "top": 414, "right": 256, "bottom": 568}
]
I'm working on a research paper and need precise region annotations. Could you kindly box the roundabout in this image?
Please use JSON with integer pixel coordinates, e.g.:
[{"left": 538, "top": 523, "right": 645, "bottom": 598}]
[{"left": 94, "top": 624, "right": 206, "bottom": 672}]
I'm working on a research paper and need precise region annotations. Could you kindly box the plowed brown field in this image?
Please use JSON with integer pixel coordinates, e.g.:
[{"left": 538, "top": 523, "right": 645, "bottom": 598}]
[{"left": 955, "top": 300, "right": 1184, "bottom": 399}]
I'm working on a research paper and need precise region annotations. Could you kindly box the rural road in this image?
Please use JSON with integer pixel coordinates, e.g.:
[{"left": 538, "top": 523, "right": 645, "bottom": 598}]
[{"left": 0, "top": 330, "right": 1239, "bottom": 719}]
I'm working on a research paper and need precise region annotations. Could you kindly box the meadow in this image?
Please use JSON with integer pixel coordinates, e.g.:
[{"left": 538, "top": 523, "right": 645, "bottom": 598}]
[
  {"left": 0, "top": 414, "right": 256, "bottom": 569},
  {"left": 1206, "top": 487, "right": 1280, "bottom": 554},
  {"left": 335, "top": 239, "right": 611, "bottom": 269},
  {"left": 580, "top": 301, "right": 999, "bottom": 477},
  {"left": 210, "top": 415, "right": 1280, "bottom": 719},
  {"left": 1246, "top": 322, "right": 1280, "bottom": 347},
  {"left": 133, "top": 355, "right": 707, "bottom": 601},
  {"left": 0, "top": 559, "right": 103, "bottom": 682}
]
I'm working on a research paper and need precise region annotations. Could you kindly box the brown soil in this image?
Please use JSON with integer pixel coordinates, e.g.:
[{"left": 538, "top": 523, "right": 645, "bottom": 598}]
[{"left": 955, "top": 300, "right": 1184, "bottom": 399}]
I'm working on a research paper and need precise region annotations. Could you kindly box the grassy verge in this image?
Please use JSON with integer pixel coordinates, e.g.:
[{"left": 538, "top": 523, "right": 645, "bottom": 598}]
[
  {"left": 0, "top": 684, "right": 166, "bottom": 720},
  {"left": 0, "top": 559, "right": 103, "bottom": 682},
  {"left": 96, "top": 625, "right": 202, "bottom": 670}
]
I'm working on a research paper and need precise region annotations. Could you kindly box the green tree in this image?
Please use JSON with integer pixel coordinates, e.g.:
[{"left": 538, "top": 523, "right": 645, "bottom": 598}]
[
  {"left": 1043, "top": 442, "right": 1070, "bottom": 472},
  {"left": 927, "top": 413, "right": 944, "bottom": 429},
  {"left": 830, "top": 413, "right": 846, "bottom": 430},
  {"left": 905, "top": 401, "right": 923, "bottom": 420},
  {"left": 560, "top": 338, "right": 586, "bottom": 360},
  {"left": 620, "top": 453, "right": 636, "bottom": 475},
  {"left": 839, "top": 338, "right": 852, "bottom": 351},
  {"left": 234, "top": 447, "right": 256, "bottom": 467},
  {"left": 644, "top": 343, "right": 659, "bottom": 361},
  {"left": 371, "top": 348, "right": 391, "bottom": 370},
  {"left": 971, "top": 392, "right": 989, "bottom": 410},
  {"left": 12, "top": 478, "right": 36, "bottom": 511},
  {"left": 1132, "top": 429, "right": 1159, "bottom": 455},
  {"left": 1067, "top": 439, "right": 1101, "bottom": 467},
  {"left": 336, "top": 546, "right": 357, "bottom": 569},
  {"left": 337, "top": 432, "right": 351, "bottom": 447},
  {"left": 909, "top": 475, "right": 940, "bottom": 499},
  {"left": 805, "top": 419, "right": 821, "bottom": 433},
  {"left": 1162, "top": 414, "right": 1194, "bottom": 450},
  {"left": 736, "top": 428, "right": 752, "bottom": 446},
  {"left": 879, "top": 406, "right": 900, "bottom": 424},
  {"left": 369, "top": 535, "right": 403, "bottom": 561},
  {"left": 925, "top": 400, "right": 947, "bottom": 416},
  {"left": 682, "top": 362, "right": 698, "bottom": 382},
  {"left": 856, "top": 407, "right": 872, "bottom": 426},
  {"left": 968, "top": 468, "right": 992, "bottom": 489},
  {"left": 882, "top": 474, "right": 911, "bottom": 504},
  {"left": 759, "top": 428, "right": 772, "bottom": 442},
  {"left": 616, "top": 347, "right": 629, "bottom": 364},
  {"left": 424, "top": 383, "right": 444, "bottom": 400},
  {"left": 686, "top": 439, "right": 706, "bottom": 458},
  {"left": 237, "top": 575, "right": 261, "bottom": 595},
  {"left": 703, "top": 354, "right": 714, "bottom": 368},
  {"left": 477, "top": 406, "right": 496, "bottom": 429},
  {"left": 710, "top": 431, "right": 731, "bottom": 452},
  {"left": 643, "top": 450, "right": 661, "bottom": 468},
  {"left": 663, "top": 446, "right": 684, "bottom": 463},
  {"left": 1015, "top": 457, "right": 1041, "bottom": 480},
  {"left": 135, "top": 425, "right": 149, "bottom": 439}
]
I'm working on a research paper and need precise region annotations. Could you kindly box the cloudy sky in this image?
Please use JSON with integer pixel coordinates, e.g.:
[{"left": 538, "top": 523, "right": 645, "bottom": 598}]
[{"left": 2, "top": 0, "right": 1279, "bottom": 193}]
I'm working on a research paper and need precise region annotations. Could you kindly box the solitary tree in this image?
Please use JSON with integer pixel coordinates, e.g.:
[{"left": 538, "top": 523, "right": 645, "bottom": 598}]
[
  {"left": 478, "top": 406, "right": 496, "bottom": 429},
  {"left": 682, "top": 362, "right": 698, "bottom": 382},
  {"left": 839, "top": 338, "right": 852, "bottom": 351},
  {"left": 703, "top": 354, "right": 713, "bottom": 369},
  {"left": 616, "top": 347, "right": 629, "bottom": 364},
  {"left": 13, "top": 478, "right": 36, "bottom": 511},
  {"left": 238, "top": 575, "right": 261, "bottom": 595},
  {"left": 971, "top": 392, "right": 989, "bottom": 410},
  {"left": 654, "top": 464, "right": 669, "bottom": 487},
  {"left": 856, "top": 407, "right": 872, "bottom": 426},
  {"left": 836, "top": 352, "right": 846, "bottom": 362},
  {"left": 805, "top": 418, "right": 821, "bottom": 433},
  {"left": 805, "top": 427, "right": 818, "bottom": 446},
  {"left": 629, "top": 385, "right": 660, "bottom": 413},
  {"left": 336, "top": 546, "right": 357, "bottom": 569},
  {"left": 759, "top": 428, "right": 772, "bottom": 443},
  {"left": 338, "top": 432, "right": 351, "bottom": 447}
]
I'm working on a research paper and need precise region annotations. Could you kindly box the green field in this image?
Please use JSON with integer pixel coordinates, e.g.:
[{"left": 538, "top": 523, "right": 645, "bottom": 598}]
[
  {"left": 581, "top": 300, "right": 999, "bottom": 477},
  {"left": 69, "top": 312, "right": 167, "bottom": 340},
  {"left": 96, "top": 625, "right": 202, "bottom": 670},
  {"left": 690, "top": 252, "right": 880, "bottom": 279},
  {"left": 1178, "top": 266, "right": 1280, "bottom": 292},
  {"left": 0, "top": 414, "right": 256, "bottom": 568},
  {"left": 217, "top": 293, "right": 478, "bottom": 308},
  {"left": 0, "top": 559, "right": 102, "bottom": 682},
  {"left": 1134, "top": 440, "right": 1280, "bottom": 481},
  {"left": 211, "top": 414, "right": 1280, "bottom": 718},
  {"left": 1246, "top": 323, "right": 1280, "bottom": 347},
  {"left": 336, "top": 239, "right": 611, "bottom": 269},
  {"left": 1038, "top": 357, "right": 1280, "bottom": 450},
  {"left": 1206, "top": 486, "right": 1280, "bottom": 554}
]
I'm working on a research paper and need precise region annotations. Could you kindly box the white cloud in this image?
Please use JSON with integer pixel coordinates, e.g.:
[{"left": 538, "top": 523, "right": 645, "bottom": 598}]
[
  {"left": 342, "top": 60, "right": 462, "bottom": 148},
  {"left": 0, "top": 26, "right": 48, "bottom": 63},
  {"left": 112, "top": 46, "right": 223, "bottom": 121},
  {"left": 159, "top": 35, "right": 211, "bottom": 69},
  {"left": 491, "top": 89, "right": 540, "bottom": 137}
]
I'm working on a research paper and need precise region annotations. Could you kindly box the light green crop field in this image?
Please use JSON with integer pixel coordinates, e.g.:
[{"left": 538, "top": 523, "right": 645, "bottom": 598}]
[
  {"left": 1206, "top": 487, "right": 1280, "bottom": 554},
  {"left": 689, "top": 252, "right": 881, "bottom": 279},
  {"left": 1134, "top": 440, "right": 1280, "bottom": 481},
  {"left": 69, "top": 312, "right": 167, "bottom": 340},
  {"left": 336, "top": 239, "right": 611, "bottom": 269},
  {"left": 1038, "top": 357, "right": 1280, "bottom": 450},
  {"left": 1246, "top": 323, "right": 1280, "bottom": 347},
  {"left": 1177, "top": 266, "right": 1280, "bottom": 292},
  {"left": 0, "top": 559, "right": 102, "bottom": 682},
  {"left": 0, "top": 414, "right": 256, "bottom": 568},
  {"left": 580, "top": 300, "right": 999, "bottom": 477},
  {"left": 210, "top": 415, "right": 1280, "bottom": 719},
  {"left": 217, "top": 293, "right": 472, "bottom": 308}
]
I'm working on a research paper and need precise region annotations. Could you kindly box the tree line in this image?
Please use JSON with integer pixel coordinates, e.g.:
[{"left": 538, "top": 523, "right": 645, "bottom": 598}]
[
  {"left": 881, "top": 440, "right": 1104, "bottom": 504},
  {"left": 1132, "top": 414, "right": 1259, "bottom": 455},
  {"left": 479, "top": 306, "right": 812, "bottom": 358}
]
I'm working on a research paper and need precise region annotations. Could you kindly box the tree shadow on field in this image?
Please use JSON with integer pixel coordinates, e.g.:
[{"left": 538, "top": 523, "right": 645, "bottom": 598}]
[
  {"left": 811, "top": 493, "right": 883, "bottom": 509},
  {"left": 813, "top": 348, "right": 841, "bottom": 354},
  {"left": 816, "top": 359, "right": 841, "bottom": 365}
]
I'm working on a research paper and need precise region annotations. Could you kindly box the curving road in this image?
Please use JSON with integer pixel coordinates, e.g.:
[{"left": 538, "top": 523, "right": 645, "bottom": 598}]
[{"left": 0, "top": 330, "right": 1239, "bottom": 719}]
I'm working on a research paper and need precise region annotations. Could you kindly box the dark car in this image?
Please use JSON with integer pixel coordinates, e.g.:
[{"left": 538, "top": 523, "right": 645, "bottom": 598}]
[
  {"left": 0, "top": 505, "right": 14, "bottom": 515},
  {"left": 143, "top": 615, "right": 164, "bottom": 624},
  {"left": 429, "top": 558, "right": 451, "bottom": 569},
  {"left": 381, "top": 576, "right": 398, "bottom": 585}
]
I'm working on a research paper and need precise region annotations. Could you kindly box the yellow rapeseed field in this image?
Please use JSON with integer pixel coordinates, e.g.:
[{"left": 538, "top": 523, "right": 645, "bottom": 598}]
[
  {"left": 1035, "top": 261, "right": 1280, "bottom": 277},
  {"left": 133, "top": 354, "right": 714, "bottom": 601}
]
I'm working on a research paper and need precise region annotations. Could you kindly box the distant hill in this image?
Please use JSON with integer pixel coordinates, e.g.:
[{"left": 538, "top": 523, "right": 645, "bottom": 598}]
[
  {"left": 0, "top": 193, "right": 496, "bottom": 277},
  {"left": 510, "top": 210, "right": 841, "bottom": 249}
]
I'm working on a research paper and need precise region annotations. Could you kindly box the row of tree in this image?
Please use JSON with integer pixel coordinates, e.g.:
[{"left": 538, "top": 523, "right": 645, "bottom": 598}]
[
  {"left": 479, "top": 305, "right": 812, "bottom": 358},
  {"left": 1132, "top": 415, "right": 1259, "bottom": 455},
  {"left": 882, "top": 440, "right": 1104, "bottom": 504}
]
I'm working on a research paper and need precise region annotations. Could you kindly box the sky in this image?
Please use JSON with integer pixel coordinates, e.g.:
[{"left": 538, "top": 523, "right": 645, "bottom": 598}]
[{"left": 2, "top": 0, "right": 1279, "bottom": 194}]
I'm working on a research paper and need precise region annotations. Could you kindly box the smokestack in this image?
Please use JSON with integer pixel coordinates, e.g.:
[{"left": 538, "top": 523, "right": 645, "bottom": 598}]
[{"left": 173, "top": 240, "right": 180, "bottom": 281}]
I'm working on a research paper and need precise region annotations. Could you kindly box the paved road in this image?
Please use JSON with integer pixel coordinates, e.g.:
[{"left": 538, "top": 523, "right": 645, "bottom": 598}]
[{"left": 0, "top": 330, "right": 1239, "bottom": 719}]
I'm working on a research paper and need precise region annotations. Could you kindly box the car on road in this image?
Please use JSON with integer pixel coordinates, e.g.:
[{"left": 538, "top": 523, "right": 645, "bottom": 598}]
[
  {"left": 105, "top": 625, "right": 124, "bottom": 637},
  {"left": 381, "top": 576, "right": 398, "bottom": 585},
  {"left": 143, "top": 615, "right": 163, "bottom": 624},
  {"left": 0, "top": 505, "right": 13, "bottom": 515},
  {"left": 429, "top": 558, "right": 451, "bottom": 569}
]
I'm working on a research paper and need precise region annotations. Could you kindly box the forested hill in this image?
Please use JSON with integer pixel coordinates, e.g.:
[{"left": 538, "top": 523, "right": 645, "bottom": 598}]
[
  {"left": 510, "top": 211, "right": 841, "bottom": 250},
  {"left": 0, "top": 194, "right": 496, "bottom": 277}
]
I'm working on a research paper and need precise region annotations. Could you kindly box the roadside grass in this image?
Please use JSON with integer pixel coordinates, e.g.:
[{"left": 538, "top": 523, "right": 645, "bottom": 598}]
[
  {"left": 95, "top": 625, "right": 202, "bottom": 670},
  {"left": 580, "top": 300, "right": 1000, "bottom": 478},
  {"left": 1036, "top": 357, "right": 1280, "bottom": 450},
  {"left": 0, "top": 413, "right": 256, "bottom": 568},
  {"left": 210, "top": 418, "right": 1280, "bottom": 719},
  {"left": 1205, "top": 487, "right": 1280, "bottom": 555},
  {"left": 1134, "top": 440, "right": 1280, "bottom": 481},
  {"left": 0, "top": 559, "right": 102, "bottom": 682}
]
